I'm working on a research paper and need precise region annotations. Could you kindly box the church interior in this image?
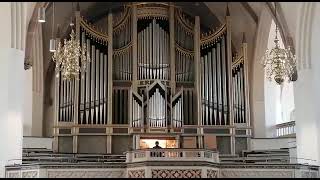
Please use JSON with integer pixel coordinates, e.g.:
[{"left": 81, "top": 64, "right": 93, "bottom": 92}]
[{"left": 1, "top": 2, "right": 320, "bottom": 178}]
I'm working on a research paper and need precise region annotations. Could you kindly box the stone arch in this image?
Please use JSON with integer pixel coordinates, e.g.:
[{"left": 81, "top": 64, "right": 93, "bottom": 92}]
[
  {"left": 295, "top": 3, "right": 315, "bottom": 70},
  {"left": 250, "top": 5, "right": 272, "bottom": 138},
  {"left": 22, "top": 2, "right": 47, "bottom": 136}
]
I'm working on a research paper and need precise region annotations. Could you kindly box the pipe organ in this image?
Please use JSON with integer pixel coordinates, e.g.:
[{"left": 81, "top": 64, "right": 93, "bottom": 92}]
[
  {"left": 58, "top": 78, "right": 75, "bottom": 122},
  {"left": 113, "top": 7, "right": 133, "bottom": 81},
  {"left": 200, "top": 27, "right": 229, "bottom": 126},
  {"left": 148, "top": 86, "right": 167, "bottom": 128},
  {"left": 172, "top": 90, "right": 183, "bottom": 128},
  {"left": 54, "top": 3, "right": 251, "bottom": 156},
  {"left": 137, "top": 19, "right": 170, "bottom": 80},
  {"left": 175, "top": 9, "right": 194, "bottom": 83},
  {"left": 232, "top": 43, "right": 250, "bottom": 124},
  {"left": 131, "top": 92, "right": 143, "bottom": 128}
]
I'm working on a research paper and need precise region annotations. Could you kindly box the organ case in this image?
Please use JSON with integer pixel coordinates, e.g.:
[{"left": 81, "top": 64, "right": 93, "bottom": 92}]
[{"left": 53, "top": 3, "right": 251, "bottom": 155}]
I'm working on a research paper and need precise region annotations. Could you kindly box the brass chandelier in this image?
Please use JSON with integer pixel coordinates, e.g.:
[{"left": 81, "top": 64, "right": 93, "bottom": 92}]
[
  {"left": 262, "top": 3, "right": 297, "bottom": 85},
  {"left": 51, "top": 3, "right": 90, "bottom": 80},
  {"left": 52, "top": 29, "right": 90, "bottom": 80}
]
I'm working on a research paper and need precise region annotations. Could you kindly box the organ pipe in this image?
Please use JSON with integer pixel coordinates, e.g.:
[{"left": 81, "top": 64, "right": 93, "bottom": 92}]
[
  {"left": 172, "top": 92, "right": 183, "bottom": 128},
  {"left": 200, "top": 33, "right": 230, "bottom": 126},
  {"left": 58, "top": 22, "right": 110, "bottom": 125},
  {"left": 148, "top": 87, "right": 166, "bottom": 128},
  {"left": 137, "top": 19, "right": 170, "bottom": 80},
  {"left": 232, "top": 62, "right": 246, "bottom": 124}
]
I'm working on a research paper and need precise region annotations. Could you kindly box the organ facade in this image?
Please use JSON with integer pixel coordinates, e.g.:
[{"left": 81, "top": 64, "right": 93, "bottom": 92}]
[{"left": 53, "top": 2, "right": 250, "bottom": 156}]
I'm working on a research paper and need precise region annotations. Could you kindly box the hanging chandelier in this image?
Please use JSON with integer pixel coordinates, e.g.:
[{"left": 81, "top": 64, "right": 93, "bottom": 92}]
[
  {"left": 51, "top": 3, "right": 90, "bottom": 81},
  {"left": 52, "top": 29, "right": 90, "bottom": 80},
  {"left": 262, "top": 3, "right": 297, "bottom": 85}
]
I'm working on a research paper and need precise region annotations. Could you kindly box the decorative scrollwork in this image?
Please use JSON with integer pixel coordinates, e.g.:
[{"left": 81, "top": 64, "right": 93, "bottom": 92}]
[
  {"left": 200, "top": 23, "right": 227, "bottom": 48},
  {"left": 175, "top": 43, "right": 194, "bottom": 57},
  {"left": 113, "top": 42, "right": 132, "bottom": 56},
  {"left": 79, "top": 16, "right": 108, "bottom": 45},
  {"left": 176, "top": 8, "right": 194, "bottom": 35},
  {"left": 113, "top": 6, "right": 131, "bottom": 34},
  {"left": 232, "top": 52, "right": 244, "bottom": 69},
  {"left": 137, "top": 6, "right": 169, "bottom": 20}
]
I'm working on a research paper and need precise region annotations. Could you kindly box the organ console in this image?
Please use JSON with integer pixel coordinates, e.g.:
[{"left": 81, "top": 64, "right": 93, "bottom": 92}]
[{"left": 53, "top": 2, "right": 251, "bottom": 156}]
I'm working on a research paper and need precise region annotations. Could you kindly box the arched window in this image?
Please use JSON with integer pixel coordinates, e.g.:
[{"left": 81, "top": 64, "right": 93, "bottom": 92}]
[{"left": 264, "top": 20, "right": 295, "bottom": 137}]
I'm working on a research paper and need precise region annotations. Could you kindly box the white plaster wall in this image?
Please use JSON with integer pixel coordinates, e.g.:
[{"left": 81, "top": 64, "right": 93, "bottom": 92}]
[
  {"left": 0, "top": 48, "right": 24, "bottom": 178},
  {"left": 23, "top": 68, "right": 33, "bottom": 136},
  {"left": 0, "top": 2, "right": 36, "bottom": 177},
  {"left": 280, "top": 2, "right": 320, "bottom": 165},
  {"left": 0, "top": 3, "right": 12, "bottom": 49},
  {"left": 250, "top": 138, "right": 296, "bottom": 150},
  {"left": 279, "top": 2, "right": 302, "bottom": 47},
  {"left": 23, "top": 137, "right": 53, "bottom": 150},
  {"left": 298, "top": 3, "right": 320, "bottom": 165}
]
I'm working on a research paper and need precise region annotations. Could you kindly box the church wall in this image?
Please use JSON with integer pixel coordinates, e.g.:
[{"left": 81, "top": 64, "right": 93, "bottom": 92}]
[
  {"left": 0, "top": 48, "right": 24, "bottom": 178},
  {"left": 297, "top": 2, "right": 320, "bottom": 166},
  {"left": 23, "top": 68, "right": 33, "bottom": 136},
  {"left": 43, "top": 71, "right": 55, "bottom": 137},
  {"left": 279, "top": 2, "right": 320, "bottom": 166},
  {"left": 275, "top": 2, "right": 320, "bottom": 166},
  {"left": 250, "top": 6, "right": 272, "bottom": 138},
  {"left": 0, "top": 2, "right": 35, "bottom": 178}
]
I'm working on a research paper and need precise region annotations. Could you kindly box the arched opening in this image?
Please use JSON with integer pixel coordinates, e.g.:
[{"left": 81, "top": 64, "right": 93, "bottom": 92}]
[{"left": 264, "top": 20, "right": 295, "bottom": 137}]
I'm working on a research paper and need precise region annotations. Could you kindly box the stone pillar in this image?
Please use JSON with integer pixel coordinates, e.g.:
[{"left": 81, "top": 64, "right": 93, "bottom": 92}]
[
  {"left": 250, "top": 7, "right": 272, "bottom": 138},
  {"left": 0, "top": 2, "right": 31, "bottom": 177},
  {"left": 0, "top": 49, "right": 24, "bottom": 178}
]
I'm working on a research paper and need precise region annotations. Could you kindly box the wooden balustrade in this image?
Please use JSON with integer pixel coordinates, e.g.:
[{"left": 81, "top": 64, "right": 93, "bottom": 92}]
[
  {"left": 126, "top": 148, "right": 219, "bottom": 163},
  {"left": 276, "top": 121, "right": 295, "bottom": 137}
]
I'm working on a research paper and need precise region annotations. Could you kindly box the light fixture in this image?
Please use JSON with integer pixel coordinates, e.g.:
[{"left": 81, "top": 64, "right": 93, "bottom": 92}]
[
  {"left": 49, "top": 2, "right": 56, "bottom": 52},
  {"left": 49, "top": 39, "right": 56, "bottom": 52},
  {"left": 70, "top": 2, "right": 74, "bottom": 27},
  {"left": 261, "top": 2, "right": 297, "bottom": 85},
  {"left": 52, "top": 2, "right": 90, "bottom": 81},
  {"left": 38, "top": 7, "right": 46, "bottom": 23}
]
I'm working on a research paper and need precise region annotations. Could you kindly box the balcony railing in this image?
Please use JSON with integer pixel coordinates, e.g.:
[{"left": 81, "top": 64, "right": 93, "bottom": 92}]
[
  {"left": 276, "top": 121, "right": 295, "bottom": 137},
  {"left": 126, "top": 148, "right": 219, "bottom": 163}
]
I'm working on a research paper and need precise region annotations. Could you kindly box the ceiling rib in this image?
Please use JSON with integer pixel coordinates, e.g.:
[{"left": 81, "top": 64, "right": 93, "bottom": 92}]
[{"left": 240, "top": 2, "right": 258, "bottom": 24}]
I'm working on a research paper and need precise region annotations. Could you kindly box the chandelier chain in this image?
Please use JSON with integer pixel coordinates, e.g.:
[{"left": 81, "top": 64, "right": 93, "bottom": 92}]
[{"left": 261, "top": 2, "right": 297, "bottom": 85}]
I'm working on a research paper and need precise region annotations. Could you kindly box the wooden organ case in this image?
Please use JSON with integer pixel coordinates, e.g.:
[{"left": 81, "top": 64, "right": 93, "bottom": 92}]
[{"left": 53, "top": 3, "right": 251, "bottom": 156}]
